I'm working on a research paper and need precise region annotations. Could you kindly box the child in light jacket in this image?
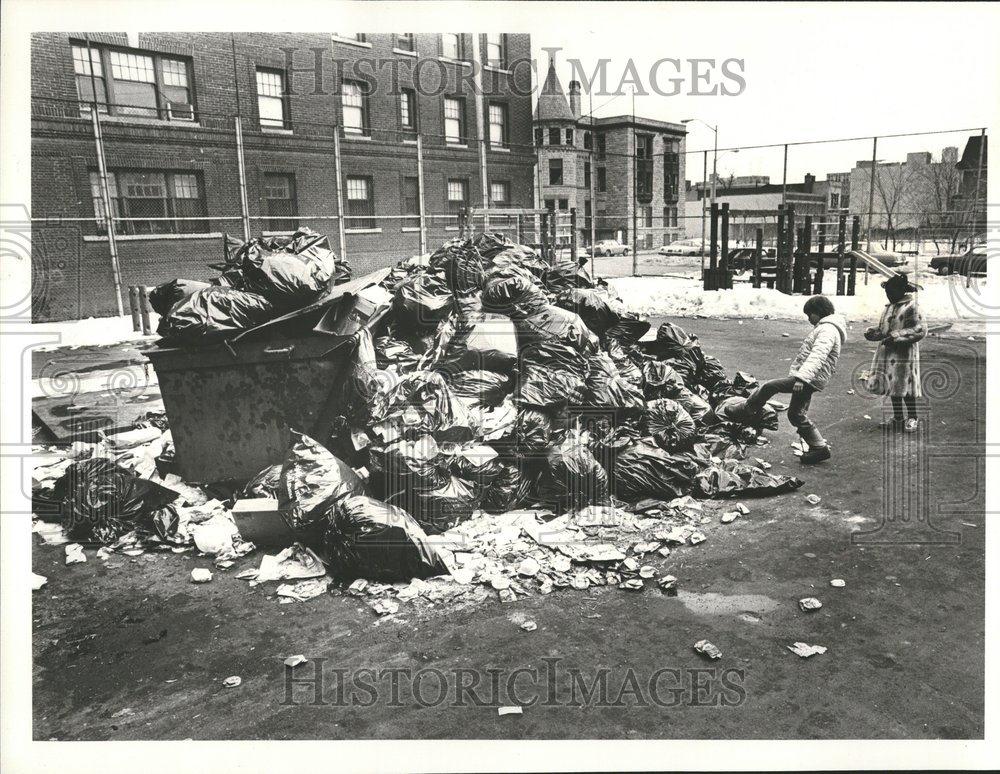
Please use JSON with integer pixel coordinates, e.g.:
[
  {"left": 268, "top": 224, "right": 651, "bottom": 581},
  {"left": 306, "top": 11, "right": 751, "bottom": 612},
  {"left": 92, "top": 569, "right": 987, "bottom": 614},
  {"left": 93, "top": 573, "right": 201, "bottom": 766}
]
[{"left": 744, "top": 295, "right": 847, "bottom": 464}]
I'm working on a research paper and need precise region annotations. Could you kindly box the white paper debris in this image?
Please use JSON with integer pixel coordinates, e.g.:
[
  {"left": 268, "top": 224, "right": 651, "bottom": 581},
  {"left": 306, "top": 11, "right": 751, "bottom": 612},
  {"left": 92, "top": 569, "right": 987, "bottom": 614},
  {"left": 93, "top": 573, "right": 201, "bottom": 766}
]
[
  {"left": 520, "top": 621, "right": 537, "bottom": 632},
  {"left": 222, "top": 675, "right": 242, "bottom": 688},
  {"left": 798, "top": 597, "right": 822, "bottom": 611},
  {"left": 65, "top": 543, "right": 86, "bottom": 565},
  {"left": 284, "top": 655, "right": 308, "bottom": 668},
  {"left": 787, "top": 642, "right": 827, "bottom": 658},
  {"left": 498, "top": 706, "right": 523, "bottom": 716},
  {"left": 32, "top": 573, "right": 48, "bottom": 590},
  {"left": 830, "top": 578, "right": 846, "bottom": 588},
  {"left": 805, "top": 494, "right": 822, "bottom": 505},
  {"left": 254, "top": 544, "right": 326, "bottom": 583},
  {"left": 190, "top": 568, "right": 213, "bottom": 583}
]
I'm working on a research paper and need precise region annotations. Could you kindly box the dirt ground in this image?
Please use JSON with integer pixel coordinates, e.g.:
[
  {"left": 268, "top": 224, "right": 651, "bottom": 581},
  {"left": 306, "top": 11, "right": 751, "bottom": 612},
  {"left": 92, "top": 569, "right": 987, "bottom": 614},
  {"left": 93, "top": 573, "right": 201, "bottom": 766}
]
[{"left": 31, "top": 317, "right": 985, "bottom": 740}]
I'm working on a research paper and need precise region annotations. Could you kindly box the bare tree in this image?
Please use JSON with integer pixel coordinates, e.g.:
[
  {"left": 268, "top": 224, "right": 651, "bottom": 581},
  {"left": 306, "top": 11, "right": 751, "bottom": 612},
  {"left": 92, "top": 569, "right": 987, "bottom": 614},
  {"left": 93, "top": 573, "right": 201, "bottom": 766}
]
[
  {"left": 871, "top": 163, "right": 916, "bottom": 250},
  {"left": 913, "top": 157, "right": 962, "bottom": 254}
]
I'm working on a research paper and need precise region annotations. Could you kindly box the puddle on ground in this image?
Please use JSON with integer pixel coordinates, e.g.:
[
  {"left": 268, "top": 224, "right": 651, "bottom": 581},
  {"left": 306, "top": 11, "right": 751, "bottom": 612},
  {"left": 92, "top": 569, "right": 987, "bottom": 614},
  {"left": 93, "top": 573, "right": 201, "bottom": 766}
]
[{"left": 671, "top": 591, "right": 781, "bottom": 618}]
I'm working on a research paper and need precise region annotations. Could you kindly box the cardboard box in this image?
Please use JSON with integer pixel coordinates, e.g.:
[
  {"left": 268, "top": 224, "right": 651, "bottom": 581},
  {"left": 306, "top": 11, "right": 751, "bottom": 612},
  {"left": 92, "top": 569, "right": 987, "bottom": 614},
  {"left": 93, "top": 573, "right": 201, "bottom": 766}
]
[{"left": 231, "top": 498, "right": 295, "bottom": 547}]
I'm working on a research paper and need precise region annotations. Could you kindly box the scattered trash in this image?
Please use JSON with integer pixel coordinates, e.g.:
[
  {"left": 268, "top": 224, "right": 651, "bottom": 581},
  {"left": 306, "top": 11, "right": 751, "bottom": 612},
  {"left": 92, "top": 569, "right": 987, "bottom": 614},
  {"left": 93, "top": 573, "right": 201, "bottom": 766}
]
[
  {"left": 720, "top": 511, "right": 739, "bottom": 524},
  {"left": 370, "top": 598, "right": 400, "bottom": 616},
  {"left": 657, "top": 575, "right": 678, "bottom": 595},
  {"left": 688, "top": 531, "right": 707, "bottom": 545},
  {"left": 275, "top": 578, "right": 329, "bottom": 602},
  {"left": 32, "top": 573, "right": 48, "bottom": 590},
  {"left": 222, "top": 675, "right": 242, "bottom": 688},
  {"left": 694, "top": 639, "right": 723, "bottom": 659},
  {"left": 284, "top": 655, "right": 308, "bottom": 668},
  {"left": 846, "top": 389, "right": 855, "bottom": 395},
  {"left": 863, "top": 414, "right": 872, "bottom": 420},
  {"left": 735, "top": 503, "right": 749, "bottom": 515},
  {"left": 190, "top": 568, "right": 213, "bottom": 583},
  {"left": 65, "top": 544, "right": 86, "bottom": 565},
  {"left": 498, "top": 706, "right": 523, "bottom": 716},
  {"left": 830, "top": 578, "right": 846, "bottom": 588},
  {"left": 805, "top": 494, "right": 822, "bottom": 505},
  {"left": 787, "top": 642, "right": 827, "bottom": 658},
  {"left": 520, "top": 621, "right": 537, "bottom": 632},
  {"left": 798, "top": 597, "right": 822, "bottom": 611}
]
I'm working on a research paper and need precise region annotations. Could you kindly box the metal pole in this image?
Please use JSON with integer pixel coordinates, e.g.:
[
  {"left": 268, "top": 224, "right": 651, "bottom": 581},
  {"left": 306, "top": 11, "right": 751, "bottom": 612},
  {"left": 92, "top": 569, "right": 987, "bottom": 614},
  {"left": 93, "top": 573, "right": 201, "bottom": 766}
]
[
  {"left": 700, "top": 150, "right": 708, "bottom": 277},
  {"left": 968, "top": 127, "right": 986, "bottom": 289},
  {"left": 866, "top": 136, "right": 878, "bottom": 253},
  {"left": 416, "top": 134, "right": 428, "bottom": 254},
  {"left": 781, "top": 143, "right": 788, "bottom": 206},
  {"left": 589, "top": 91, "right": 596, "bottom": 254},
  {"left": 91, "top": 108, "right": 124, "bottom": 316},
  {"left": 631, "top": 92, "right": 638, "bottom": 276},
  {"left": 753, "top": 227, "right": 763, "bottom": 289},
  {"left": 333, "top": 129, "right": 347, "bottom": 262},
  {"left": 836, "top": 209, "right": 847, "bottom": 296},
  {"left": 710, "top": 125, "right": 718, "bottom": 207},
  {"left": 570, "top": 207, "right": 578, "bottom": 264},
  {"left": 233, "top": 116, "right": 252, "bottom": 241},
  {"left": 470, "top": 34, "right": 489, "bottom": 231}
]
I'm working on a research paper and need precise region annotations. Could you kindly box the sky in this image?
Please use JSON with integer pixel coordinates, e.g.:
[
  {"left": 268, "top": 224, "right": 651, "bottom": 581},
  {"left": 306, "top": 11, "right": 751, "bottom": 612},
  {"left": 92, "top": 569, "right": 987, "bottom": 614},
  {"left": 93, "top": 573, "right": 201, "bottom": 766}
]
[{"left": 525, "top": 1, "right": 997, "bottom": 184}]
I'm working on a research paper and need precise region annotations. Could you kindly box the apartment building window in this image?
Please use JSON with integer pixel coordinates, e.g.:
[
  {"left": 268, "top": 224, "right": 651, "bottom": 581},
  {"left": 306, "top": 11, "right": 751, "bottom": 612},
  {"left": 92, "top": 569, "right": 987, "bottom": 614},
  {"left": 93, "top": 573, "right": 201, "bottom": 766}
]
[
  {"left": 442, "top": 34, "right": 464, "bottom": 60},
  {"left": 549, "top": 158, "right": 563, "bottom": 185},
  {"left": 566, "top": 128, "right": 574, "bottom": 146},
  {"left": 345, "top": 176, "right": 375, "bottom": 230},
  {"left": 72, "top": 43, "right": 195, "bottom": 120},
  {"left": 596, "top": 134, "right": 606, "bottom": 159},
  {"left": 583, "top": 131, "right": 592, "bottom": 151},
  {"left": 830, "top": 193, "right": 840, "bottom": 209},
  {"left": 444, "top": 97, "right": 466, "bottom": 143},
  {"left": 402, "top": 176, "right": 420, "bottom": 229},
  {"left": 670, "top": 206, "right": 678, "bottom": 227},
  {"left": 488, "top": 102, "right": 508, "bottom": 148},
  {"left": 663, "top": 141, "right": 680, "bottom": 201},
  {"left": 395, "top": 33, "right": 415, "bottom": 52},
  {"left": 399, "top": 88, "right": 417, "bottom": 137},
  {"left": 584, "top": 162, "right": 591, "bottom": 188},
  {"left": 337, "top": 34, "right": 367, "bottom": 42},
  {"left": 490, "top": 181, "right": 510, "bottom": 206},
  {"left": 642, "top": 206, "right": 653, "bottom": 228},
  {"left": 558, "top": 199, "right": 569, "bottom": 211},
  {"left": 89, "top": 169, "right": 206, "bottom": 235},
  {"left": 584, "top": 199, "right": 592, "bottom": 231},
  {"left": 485, "top": 34, "right": 506, "bottom": 68},
  {"left": 447, "top": 179, "right": 469, "bottom": 218},
  {"left": 263, "top": 173, "right": 297, "bottom": 232},
  {"left": 534, "top": 127, "right": 544, "bottom": 146},
  {"left": 644, "top": 233, "right": 654, "bottom": 249},
  {"left": 548, "top": 127, "right": 561, "bottom": 145},
  {"left": 544, "top": 199, "right": 555, "bottom": 211},
  {"left": 597, "top": 166, "right": 607, "bottom": 192},
  {"left": 256, "top": 68, "right": 288, "bottom": 129},
  {"left": 342, "top": 80, "right": 369, "bottom": 135},
  {"left": 636, "top": 133, "right": 653, "bottom": 202}
]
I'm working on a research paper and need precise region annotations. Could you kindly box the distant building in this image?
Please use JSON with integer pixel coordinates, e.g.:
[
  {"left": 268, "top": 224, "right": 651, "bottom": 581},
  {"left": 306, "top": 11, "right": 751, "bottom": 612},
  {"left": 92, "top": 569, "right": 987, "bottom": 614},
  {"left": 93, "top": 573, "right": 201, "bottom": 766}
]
[
  {"left": 533, "top": 61, "right": 687, "bottom": 249},
  {"left": 954, "top": 134, "right": 987, "bottom": 234}
]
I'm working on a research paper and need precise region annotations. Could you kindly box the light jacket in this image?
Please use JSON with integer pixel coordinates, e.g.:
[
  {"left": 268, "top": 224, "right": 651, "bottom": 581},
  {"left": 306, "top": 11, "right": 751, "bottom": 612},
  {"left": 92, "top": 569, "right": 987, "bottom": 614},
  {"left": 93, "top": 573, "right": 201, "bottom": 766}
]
[{"left": 789, "top": 313, "right": 847, "bottom": 390}]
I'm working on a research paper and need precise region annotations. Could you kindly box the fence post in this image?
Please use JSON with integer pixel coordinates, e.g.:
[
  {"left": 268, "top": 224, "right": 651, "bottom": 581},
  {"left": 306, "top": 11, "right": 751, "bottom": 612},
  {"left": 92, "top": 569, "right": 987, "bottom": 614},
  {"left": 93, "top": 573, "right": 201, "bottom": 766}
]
[
  {"left": 540, "top": 211, "right": 549, "bottom": 258},
  {"left": 138, "top": 286, "right": 152, "bottom": 335},
  {"left": 836, "top": 210, "right": 847, "bottom": 295},
  {"left": 798, "top": 215, "right": 812, "bottom": 295},
  {"left": 848, "top": 215, "right": 860, "bottom": 295},
  {"left": 753, "top": 227, "right": 763, "bottom": 289},
  {"left": 233, "top": 116, "right": 252, "bottom": 241},
  {"left": 720, "top": 202, "right": 730, "bottom": 281},
  {"left": 416, "top": 134, "right": 428, "bottom": 255},
  {"left": 570, "top": 207, "right": 578, "bottom": 266},
  {"left": 129, "top": 286, "right": 142, "bottom": 331},
  {"left": 815, "top": 221, "right": 826, "bottom": 294},
  {"left": 550, "top": 210, "right": 557, "bottom": 261},
  {"left": 333, "top": 128, "right": 348, "bottom": 263},
  {"left": 91, "top": 109, "right": 124, "bottom": 316},
  {"left": 776, "top": 205, "right": 786, "bottom": 292}
]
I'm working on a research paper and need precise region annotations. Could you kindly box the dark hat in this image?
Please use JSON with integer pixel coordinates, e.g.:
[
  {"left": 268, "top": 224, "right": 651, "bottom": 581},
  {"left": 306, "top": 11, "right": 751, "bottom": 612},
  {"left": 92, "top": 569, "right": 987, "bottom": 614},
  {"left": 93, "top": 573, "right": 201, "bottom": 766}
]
[{"left": 882, "top": 272, "right": 918, "bottom": 294}]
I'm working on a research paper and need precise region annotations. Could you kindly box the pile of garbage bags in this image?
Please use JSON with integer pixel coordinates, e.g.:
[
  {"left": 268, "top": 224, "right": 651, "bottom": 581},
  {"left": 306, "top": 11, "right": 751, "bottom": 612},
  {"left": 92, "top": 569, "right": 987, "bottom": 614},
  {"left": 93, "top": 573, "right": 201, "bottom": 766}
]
[
  {"left": 150, "top": 228, "right": 351, "bottom": 344},
  {"left": 222, "top": 232, "right": 803, "bottom": 580}
]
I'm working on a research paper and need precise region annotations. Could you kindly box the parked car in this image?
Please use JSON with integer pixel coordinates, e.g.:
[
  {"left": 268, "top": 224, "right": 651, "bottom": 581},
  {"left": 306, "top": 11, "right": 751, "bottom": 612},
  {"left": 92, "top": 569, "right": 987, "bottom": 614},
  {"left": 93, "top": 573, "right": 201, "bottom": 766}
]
[
  {"left": 728, "top": 247, "right": 777, "bottom": 273},
  {"left": 864, "top": 245, "right": 909, "bottom": 268},
  {"left": 658, "top": 238, "right": 705, "bottom": 256},
  {"left": 930, "top": 246, "right": 987, "bottom": 276},
  {"left": 589, "top": 240, "right": 630, "bottom": 257}
]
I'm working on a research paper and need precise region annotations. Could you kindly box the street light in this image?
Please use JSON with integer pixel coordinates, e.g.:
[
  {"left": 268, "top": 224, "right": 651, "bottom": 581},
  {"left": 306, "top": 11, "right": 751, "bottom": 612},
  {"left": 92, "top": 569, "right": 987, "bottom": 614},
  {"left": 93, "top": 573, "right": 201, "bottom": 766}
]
[{"left": 683, "top": 118, "right": 718, "bottom": 272}]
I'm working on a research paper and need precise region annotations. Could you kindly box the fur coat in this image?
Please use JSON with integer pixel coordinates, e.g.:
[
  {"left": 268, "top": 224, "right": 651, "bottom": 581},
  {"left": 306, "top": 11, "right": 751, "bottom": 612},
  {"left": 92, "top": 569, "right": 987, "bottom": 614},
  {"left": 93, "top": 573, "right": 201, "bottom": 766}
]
[{"left": 865, "top": 295, "right": 926, "bottom": 398}]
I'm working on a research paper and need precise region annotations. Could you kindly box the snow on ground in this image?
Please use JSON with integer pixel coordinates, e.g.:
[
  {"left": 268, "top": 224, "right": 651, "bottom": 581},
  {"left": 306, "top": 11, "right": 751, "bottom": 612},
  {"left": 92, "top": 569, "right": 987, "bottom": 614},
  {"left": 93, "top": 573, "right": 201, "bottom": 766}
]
[
  {"left": 30, "top": 314, "right": 160, "bottom": 352},
  {"left": 609, "top": 273, "right": 990, "bottom": 328}
]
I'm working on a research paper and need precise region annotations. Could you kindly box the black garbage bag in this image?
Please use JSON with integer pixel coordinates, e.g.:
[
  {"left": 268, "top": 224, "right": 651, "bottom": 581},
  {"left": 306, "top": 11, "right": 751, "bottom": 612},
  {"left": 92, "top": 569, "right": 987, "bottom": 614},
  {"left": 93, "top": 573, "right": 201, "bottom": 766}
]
[
  {"left": 514, "top": 305, "right": 600, "bottom": 356},
  {"left": 644, "top": 398, "right": 697, "bottom": 450},
  {"left": 584, "top": 364, "right": 646, "bottom": 418},
  {"left": 695, "top": 459, "right": 804, "bottom": 498},
  {"left": 339, "top": 328, "right": 399, "bottom": 426},
  {"left": 604, "top": 313, "right": 652, "bottom": 343},
  {"left": 403, "top": 475, "right": 477, "bottom": 534},
  {"left": 642, "top": 361, "right": 688, "bottom": 400},
  {"left": 235, "top": 463, "right": 283, "bottom": 500},
  {"left": 473, "top": 232, "right": 517, "bottom": 260},
  {"left": 555, "top": 288, "right": 620, "bottom": 336},
  {"left": 481, "top": 268, "right": 547, "bottom": 318},
  {"left": 374, "top": 333, "right": 421, "bottom": 372},
  {"left": 441, "top": 442, "right": 502, "bottom": 492},
  {"left": 605, "top": 340, "right": 645, "bottom": 387},
  {"left": 438, "top": 312, "right": 518, "bottom": 373},
  {"left": 731, "top": 371, "right": 760, "bottom": 396},
  {"left": 518, "top": 339, "right": 592, "bottom": 379},
  {"left": 157, "top": 286, "right": 276, "bottom": 344},
  {"left": 543, "top": 261, "right": 594, "bottom": 293},
  {"left": 429, "top": 238, "right": 486, "bottom": 293},
  {"left": 371, "top": 370, "right": 473, "bottom": 442},
  {"left": 279, "top": 432, "right": 366, "bottom": 543},
  {"left": 516, "top": 365, "right": 586, "bottom": 410},
  {"left": 669, "top": 386, "right": 712, "bottom": 422},
  {"left": 148, "top": 279, "right": 212, "bottom": 316},
  {"left": 445, "top": 369, "right": 510, "bottom": 407},
  {"left": 376, "top": 435, "right": 446, "bottom": 494},
  {"left": 613, "top": 441, "right": 701, "bottom": 500},
  {"left": 393, "top": 271, "right": 455, "bottom": 329},
  {"left": 325, "top": 495, "right": 448, "bottom": 581},
  {"left": 515, "top": 408, "right": 554, "bottom": 451},
  {"left": 236, "top": 229, "right": 343, "bottom": 310},
  {"left": 536, "top": 433, "right": 609, "bottom": 511},
  {"left": 699, "top": 354, "right": 729, "bottom": 393},
  {"left": 480, "top": 462, "right": 535, "bottom": 513},
  {"left": 708, "top": 395, "right": 779, "bottom": 432},
  {"left": 640, "top": 322, "right": 704, "bottom": 384},
  {"left": 50, "top": 458, "right": 179, "bottom": 544}
]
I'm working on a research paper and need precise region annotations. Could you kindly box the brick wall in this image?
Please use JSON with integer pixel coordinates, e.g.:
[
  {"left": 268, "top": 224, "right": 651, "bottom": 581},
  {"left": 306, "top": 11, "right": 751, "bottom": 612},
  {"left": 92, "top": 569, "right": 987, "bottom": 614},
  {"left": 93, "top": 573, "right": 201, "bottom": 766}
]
[{"left": 31, "top": 32, "right": 535, "bottom": 321}]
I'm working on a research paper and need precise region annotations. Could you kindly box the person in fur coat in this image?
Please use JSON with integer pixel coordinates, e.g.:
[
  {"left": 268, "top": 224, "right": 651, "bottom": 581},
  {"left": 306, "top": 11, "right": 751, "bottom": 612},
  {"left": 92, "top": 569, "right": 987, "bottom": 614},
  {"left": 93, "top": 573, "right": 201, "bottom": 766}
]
[{"left": 864, "top": 272, "right": 926, "bottom": 432}]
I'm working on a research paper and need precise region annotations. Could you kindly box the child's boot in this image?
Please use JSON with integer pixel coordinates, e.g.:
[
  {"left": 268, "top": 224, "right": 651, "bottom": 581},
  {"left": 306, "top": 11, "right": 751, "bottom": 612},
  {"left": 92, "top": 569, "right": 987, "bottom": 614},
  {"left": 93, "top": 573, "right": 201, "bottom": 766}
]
[{"left": 800, "top": 445, "right": 831, "bottom": 465}]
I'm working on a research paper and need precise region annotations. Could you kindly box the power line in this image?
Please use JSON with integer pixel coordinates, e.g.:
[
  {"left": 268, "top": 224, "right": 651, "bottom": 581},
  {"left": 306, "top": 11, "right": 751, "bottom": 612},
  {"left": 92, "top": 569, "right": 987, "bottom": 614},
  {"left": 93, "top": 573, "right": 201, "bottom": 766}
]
[{"left": 684, "top": 126, "right": 987, "bottom": 156}]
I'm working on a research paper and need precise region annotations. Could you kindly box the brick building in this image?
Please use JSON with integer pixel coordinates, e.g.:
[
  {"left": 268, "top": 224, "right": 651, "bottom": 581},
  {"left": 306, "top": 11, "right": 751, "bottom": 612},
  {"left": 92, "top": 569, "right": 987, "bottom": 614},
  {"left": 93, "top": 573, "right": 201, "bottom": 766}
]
[
  {"left": 31, "top": 32, "right": 535, "bottom": 321},
  {"left": 532, "top": 62, "right": 687, "bottom": 250}
]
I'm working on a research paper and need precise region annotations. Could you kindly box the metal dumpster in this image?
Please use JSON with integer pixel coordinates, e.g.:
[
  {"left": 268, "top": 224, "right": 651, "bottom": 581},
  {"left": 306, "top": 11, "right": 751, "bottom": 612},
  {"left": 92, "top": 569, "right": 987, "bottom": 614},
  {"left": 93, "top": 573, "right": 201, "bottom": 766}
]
[{"left": 142, "top": 335, "right": 352, "bottom": 483}]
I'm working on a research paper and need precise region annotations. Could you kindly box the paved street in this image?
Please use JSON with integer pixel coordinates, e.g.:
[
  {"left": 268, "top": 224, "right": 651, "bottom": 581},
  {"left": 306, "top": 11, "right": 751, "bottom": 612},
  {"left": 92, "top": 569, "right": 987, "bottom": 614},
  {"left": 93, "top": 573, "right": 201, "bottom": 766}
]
[{"left": 31, "top": 317, "right": 985, "bottom": 740}]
